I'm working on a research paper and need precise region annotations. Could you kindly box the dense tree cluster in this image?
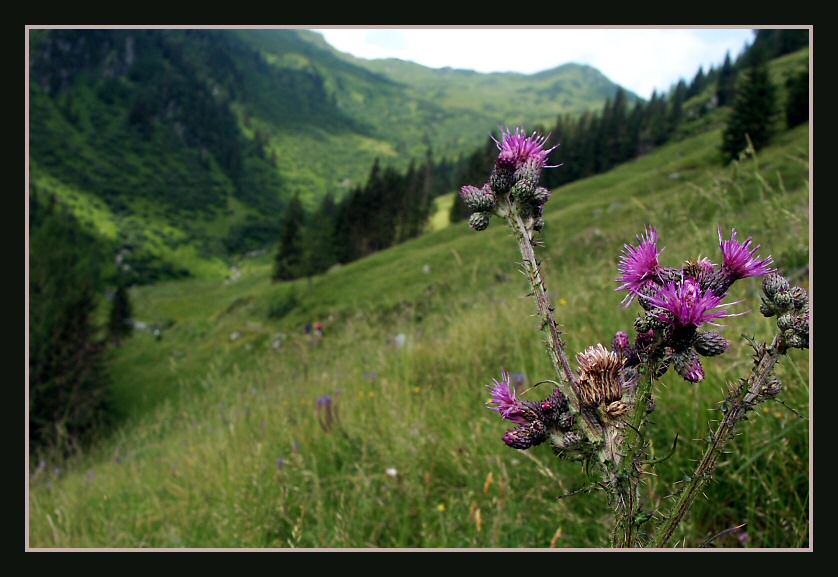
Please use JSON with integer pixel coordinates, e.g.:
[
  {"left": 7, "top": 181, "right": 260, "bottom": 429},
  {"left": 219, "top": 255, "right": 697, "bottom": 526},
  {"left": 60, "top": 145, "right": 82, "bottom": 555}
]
[
  {"left": 29, "top": 192, "right": 120, "bottom": 456},
  {"left": 273, "top": 152, "right": 448, "bottom": 280}
]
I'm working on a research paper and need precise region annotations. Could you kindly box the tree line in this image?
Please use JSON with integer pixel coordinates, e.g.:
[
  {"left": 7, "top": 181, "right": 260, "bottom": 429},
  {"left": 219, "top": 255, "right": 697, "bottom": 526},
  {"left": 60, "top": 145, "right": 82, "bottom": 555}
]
[
  {"left": 27, "top": 28, "right": 808, "bottom": 460},
  {"left": 274, "top": 28, "right": 809, "bottom": 273}
]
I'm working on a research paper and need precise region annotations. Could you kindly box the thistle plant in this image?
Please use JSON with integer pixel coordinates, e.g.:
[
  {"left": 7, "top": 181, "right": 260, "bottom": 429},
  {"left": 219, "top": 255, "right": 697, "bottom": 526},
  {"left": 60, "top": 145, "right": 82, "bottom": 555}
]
[{"left": 463, "top": 126, "right": 810, "bottom": 548}]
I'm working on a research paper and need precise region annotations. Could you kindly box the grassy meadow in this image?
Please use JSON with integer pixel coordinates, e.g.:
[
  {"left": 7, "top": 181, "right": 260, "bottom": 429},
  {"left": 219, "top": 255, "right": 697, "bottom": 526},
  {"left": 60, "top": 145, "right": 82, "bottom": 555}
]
[{"left": 27, "top": 123, "right": 811, "bottom": 549}]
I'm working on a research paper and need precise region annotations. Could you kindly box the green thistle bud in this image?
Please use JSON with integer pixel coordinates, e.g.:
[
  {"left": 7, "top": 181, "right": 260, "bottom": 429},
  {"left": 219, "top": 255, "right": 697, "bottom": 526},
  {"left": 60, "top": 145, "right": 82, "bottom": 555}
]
[
  {"left": 460, "top": 184, "right": 498, "bottom": 212},
  {"left": 777, "top": 312, "right": 794, "bottom": 332},
  {"left": 759, "top": 297, "right": 778, "bottom": 318},
  {"left": 762, "top": 273, "right": 789, "bottom": 299},
  {"left": 693, "top": 331, "right": 730, "bottom": 357},
  {"left": 790, "top": 286, "right": 808, "bottom": 311},
  {"left": 468, "top": 211, "right": 491, "bottom": 231},
  {"left": 489, "top": 162, "right": 514, "bottom": 195},
  {"left": 510, "top": 177, "right": 537, "bottom": 203},
  {"left": 773, "top": 290, "right": 793, "bottom": 311},
  {"left": 514, "top": 156, "right": 543, "bottom": 188},
  {"left": 784, "top": 332, "right": 807, "bottom": 349},
  {"left": 532, "top": 187, "right": 551, "bottom": 205}
]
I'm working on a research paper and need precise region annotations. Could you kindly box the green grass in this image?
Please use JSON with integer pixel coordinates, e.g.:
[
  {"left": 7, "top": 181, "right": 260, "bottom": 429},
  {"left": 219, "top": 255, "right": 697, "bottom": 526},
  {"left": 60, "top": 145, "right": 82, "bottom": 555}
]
[{"left": 27, "top": 123, "right": 810, "bottom": 549}]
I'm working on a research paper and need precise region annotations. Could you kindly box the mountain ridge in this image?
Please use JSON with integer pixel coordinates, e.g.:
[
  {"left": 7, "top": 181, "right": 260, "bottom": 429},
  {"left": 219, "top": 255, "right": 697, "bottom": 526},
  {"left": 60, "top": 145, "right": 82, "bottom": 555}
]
[{"left": 26, "top": 27, "right": 649, "bottom": 282}]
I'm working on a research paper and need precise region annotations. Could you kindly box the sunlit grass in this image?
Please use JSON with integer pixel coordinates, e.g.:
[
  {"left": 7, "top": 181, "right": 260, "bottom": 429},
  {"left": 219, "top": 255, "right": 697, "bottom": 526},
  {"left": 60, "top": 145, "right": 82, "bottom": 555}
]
[{"left": 27, "top": 123, "right": 810, "bottom": 549}]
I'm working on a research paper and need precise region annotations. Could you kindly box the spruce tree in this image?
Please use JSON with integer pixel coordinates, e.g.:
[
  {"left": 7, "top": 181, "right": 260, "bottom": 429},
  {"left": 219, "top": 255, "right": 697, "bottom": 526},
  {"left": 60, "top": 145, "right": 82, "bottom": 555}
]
[
  {"left": 785, "top": 63, "right": 810, "bottom": 128},
  {"left": 272, "top": 194, "right": 306, "bottom": 282},
  {"left": 720, "top": 56, "right": 779, "bottom": 163},
  {"left": 29, "top": 192, "right": 113, "bottom": 456},
  {"left": 715, "top": 52, "right": 737, "bottom": 108},
  {"left": 107, "top": 278, "right": 133, "bottom": 345}
]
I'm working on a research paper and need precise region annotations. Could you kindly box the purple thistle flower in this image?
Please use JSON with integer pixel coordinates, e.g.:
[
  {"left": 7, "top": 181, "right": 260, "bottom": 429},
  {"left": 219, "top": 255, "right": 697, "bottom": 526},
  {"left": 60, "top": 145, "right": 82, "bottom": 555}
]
[
  {"left": 648, "top": 277, "right": 742, "bottom": 328},
  {"left": 718, "top": 226, "right": 775, "bottom": 281},
  {"left": 491, "top": 126, "right": 559, "bottom": 171},
  {"left": 616, "top": 225, "right": 665, "bottom": 308},
  {"left": 486, "top": 369, "right": 531, "bottom": 426}
]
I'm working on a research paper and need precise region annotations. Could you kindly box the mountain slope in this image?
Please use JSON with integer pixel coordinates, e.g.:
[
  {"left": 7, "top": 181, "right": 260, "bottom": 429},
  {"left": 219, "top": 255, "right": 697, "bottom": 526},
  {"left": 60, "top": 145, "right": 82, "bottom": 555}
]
[{"left": 27, "top": 27, "right": 632, "bottom": 282}]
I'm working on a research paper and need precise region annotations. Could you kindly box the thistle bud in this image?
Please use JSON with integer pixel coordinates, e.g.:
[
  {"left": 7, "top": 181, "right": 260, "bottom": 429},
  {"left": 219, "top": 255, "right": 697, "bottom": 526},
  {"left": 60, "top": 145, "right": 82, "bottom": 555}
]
[
  {"left": 469, "top": 211, "right": 491, "bottom": 231},
  {"left": 762, "top": 273, "right": 790, "bottom": 300},
  {"left": 460, "top": 184, "right": 497, "bottom": 212},
  {"left": 777, "top": 312, "right": 794, "bottom": 332},
  {"left": 510, "top": 176, "right": 537, "bottom": 203},
  {"left": 773, "top": 290, "right": 793, "bottom": 311},
  {"left": 673, "top": 348, "right": 705, "bottom": 382},
  {"left": 760, "top": 297, "right": 778, "bottom": 318},
  {"left": 532, "top": 187, "right": 551, "bottom": 205},
  {"left": 790, "top": 286, "right": 808, "bottom": 311},
  {"left": 693, "top": 331, "right": 730, "bottom": 357},
  {"left": 489, "top": 161, "right": 515, "bottom": 195},
  {"left": 760, "top": 376, "right": 783, "bottom": 399}
]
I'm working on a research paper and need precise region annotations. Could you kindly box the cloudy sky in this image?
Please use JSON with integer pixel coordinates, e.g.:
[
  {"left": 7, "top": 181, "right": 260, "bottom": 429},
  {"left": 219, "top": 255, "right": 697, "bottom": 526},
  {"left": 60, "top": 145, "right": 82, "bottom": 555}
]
[{"left": 312, "top": 27, "right": 762, "bottom": 98}]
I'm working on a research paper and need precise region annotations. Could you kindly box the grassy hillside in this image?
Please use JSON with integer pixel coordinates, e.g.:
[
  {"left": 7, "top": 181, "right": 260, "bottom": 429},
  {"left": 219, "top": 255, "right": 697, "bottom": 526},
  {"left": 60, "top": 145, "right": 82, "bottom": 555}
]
[
  {"left": 27, "top": 120, "right": 810, "bottom": 548},
  {"left": 28, "top": 28, "right": 632, "bottom": 285}
]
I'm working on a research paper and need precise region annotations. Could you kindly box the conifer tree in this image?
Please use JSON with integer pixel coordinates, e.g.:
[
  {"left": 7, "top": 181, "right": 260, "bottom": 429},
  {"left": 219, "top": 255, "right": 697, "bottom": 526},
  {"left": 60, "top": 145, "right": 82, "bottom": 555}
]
[
  {"left": 715, "top": 52, "right": 737, "bottom": 108},
  {"left": 720, "top": 55, "right": 779, "bottom": 163},
  {"left": 785, "top": 63, "right": 809, "bottom": 128},
  {"left": 107, "top": 278, "right": 133, "bottom": 345},
  {"left": 272, "top": 194, "right": 306, "bottom": 282},
  {"left": 29, "top": 192, "right": 113, "bottom": 456}
]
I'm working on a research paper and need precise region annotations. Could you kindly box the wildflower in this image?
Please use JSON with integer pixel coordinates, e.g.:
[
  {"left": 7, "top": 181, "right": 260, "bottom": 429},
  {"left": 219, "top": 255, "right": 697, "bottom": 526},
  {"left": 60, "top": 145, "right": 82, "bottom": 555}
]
[
  {"left": 437, "top": 503, "right": 446, "bottom": 512},
  {"left": 486, "top": 369, "right": 574, "bottom": 450},
  {"left": 486, "top": 369, "right": 529, "bottom": 425},
  {"left": 615, "top": 226, "right": 665, "bottom": 308},
  {"left": 491, "top": 125, "right": 559, "bottom": 172},
  {"left": 316, "top": 394, "right": 337, "bottom": 432},
  {"left": 276, "top": 456, "right": 285, "bottom": 470},
  {"left": 647, "top": 278, "right": 742, "bottom": 330},
  {"left": 718, "top": 226, "right": 775, "bottom": 283},
  {"left": 386, "top": 467, "right": 398, "bottom": 478}
]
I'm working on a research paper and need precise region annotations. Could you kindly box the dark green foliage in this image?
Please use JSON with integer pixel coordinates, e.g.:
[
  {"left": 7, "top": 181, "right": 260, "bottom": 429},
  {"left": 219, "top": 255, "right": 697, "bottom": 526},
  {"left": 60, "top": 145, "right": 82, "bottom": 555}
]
[
  {"left": 721, "top": 57, "right": 780, "bottom": 163},
  {"left": 746, "top": 29, "right": 808, "bottom": 64},
  {"left": 685, "top": 66, "right": 708, "bottom": 99},
  {"left": 785, "top": 63, "right": 809, "bottom": 128},
  {"left": 715, "top": 53, "right": 738, "bottom": 108},
  {"left": 29, "top": 192, "right": 114, "bottom": 456},
  {"left": 272, "top": 194, "right": 307, "bottom": 282},
  {"left": 107, "top": 278, "right": 133, "bottom": 345},
  {"left": 300, "top": 193, "right": 339, "bottom": 278}
]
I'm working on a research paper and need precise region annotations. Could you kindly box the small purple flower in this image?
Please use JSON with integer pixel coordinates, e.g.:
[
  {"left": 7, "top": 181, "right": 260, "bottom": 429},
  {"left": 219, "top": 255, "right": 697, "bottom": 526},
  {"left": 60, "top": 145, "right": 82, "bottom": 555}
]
[
  {"left": 648, "top": 278, "right": 742, "bottom": 328},
  {"left": 616, "top": 226, "right": 665, "bottom": 308},
  {"left": 718, "top": 226, "right": 775, "bottom": 281},
  {"left": 491, "top": 126, "right": 559, "bottom": 171},
  {"left": 486, "top": 369, "right": 530, "bottom": 426}
]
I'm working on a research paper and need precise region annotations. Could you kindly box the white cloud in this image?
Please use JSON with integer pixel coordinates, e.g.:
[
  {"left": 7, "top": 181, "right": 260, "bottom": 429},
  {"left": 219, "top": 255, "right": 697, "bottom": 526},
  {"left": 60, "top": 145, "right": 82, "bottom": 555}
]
[{"left": 312, "top": 27, "right": 758, "bottom": 97}]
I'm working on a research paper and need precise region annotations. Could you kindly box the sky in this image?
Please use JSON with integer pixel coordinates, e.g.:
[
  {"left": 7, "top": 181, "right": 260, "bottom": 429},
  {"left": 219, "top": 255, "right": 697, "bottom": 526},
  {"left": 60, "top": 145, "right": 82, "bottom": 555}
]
[{"left": 311, "top": 27, "right": 761, "bottom": 98}]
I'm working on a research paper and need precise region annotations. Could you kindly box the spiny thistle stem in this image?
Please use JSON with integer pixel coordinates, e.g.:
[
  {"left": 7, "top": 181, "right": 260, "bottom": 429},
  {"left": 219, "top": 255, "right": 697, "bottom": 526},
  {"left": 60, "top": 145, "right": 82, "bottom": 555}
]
[
  {"left": 609, "top": 372, "right": 655, "bottom": 547},
  {"left": 650, "top": 333, "right": 786, "bottom": 548},
  {"left": 505, "top": 209, "right": 602, "bottom": 443}
]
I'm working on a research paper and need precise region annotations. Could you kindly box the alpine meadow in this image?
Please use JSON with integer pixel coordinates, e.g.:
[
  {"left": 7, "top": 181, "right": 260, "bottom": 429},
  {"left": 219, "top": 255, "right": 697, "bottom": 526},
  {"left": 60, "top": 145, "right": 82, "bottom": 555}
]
[{"left": 26, "top": 28, "right": 811, "bottom": 550}]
